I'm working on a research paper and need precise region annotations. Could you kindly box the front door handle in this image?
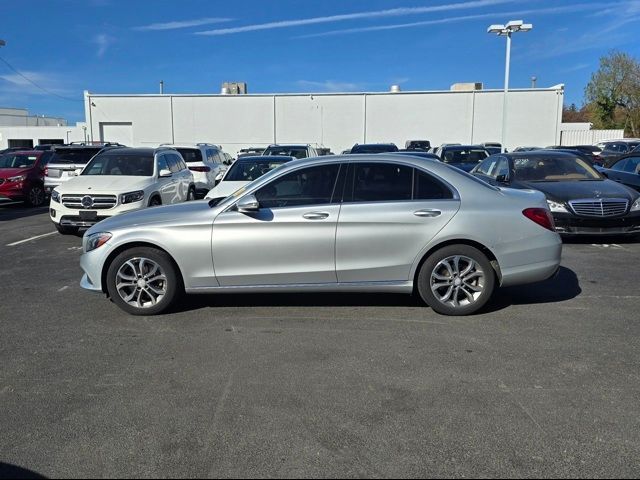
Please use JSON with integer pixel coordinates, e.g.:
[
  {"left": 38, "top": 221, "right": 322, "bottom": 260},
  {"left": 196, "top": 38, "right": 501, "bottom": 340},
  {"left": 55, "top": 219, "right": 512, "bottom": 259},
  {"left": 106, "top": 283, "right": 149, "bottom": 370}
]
[
  {"left": 414, "top": 209, "right": 442, "bottom": 218},
  {"left": 303, "top": 212, "right": 330, "bottom": 220}
]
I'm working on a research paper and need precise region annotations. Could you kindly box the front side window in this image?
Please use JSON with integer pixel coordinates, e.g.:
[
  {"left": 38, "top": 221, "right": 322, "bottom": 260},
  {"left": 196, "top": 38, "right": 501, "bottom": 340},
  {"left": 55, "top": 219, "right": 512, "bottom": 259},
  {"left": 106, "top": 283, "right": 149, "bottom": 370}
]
[
  {"left": 82, "top": 154, "right": 154, "bottom": 176},
  {"left": 157, "top": 155, "right": 169, "bottom": 173},
  {"left": 349, "top": 163, "right": 413, "bottom": 202},
  {"left": 255, "top": 164, "right": 340, "bottom": 208},
  {"left": 167, "top": 155, "right": 181, "bottom": 173}
]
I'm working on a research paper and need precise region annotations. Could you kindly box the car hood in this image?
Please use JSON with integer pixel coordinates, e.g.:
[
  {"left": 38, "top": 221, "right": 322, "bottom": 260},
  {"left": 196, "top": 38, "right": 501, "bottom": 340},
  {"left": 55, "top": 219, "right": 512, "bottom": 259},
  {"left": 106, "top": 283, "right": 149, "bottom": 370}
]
[
  {"left": 517, "top": 179, "right": 638, "bottom": 202},
  {"left": 56, "top": 175, "right": 152, "bottom": 193},
  {"left": 0, "top": 167, "right": 32, "bottom": 179},
  {"left": 205, "top": 181, "right": 249, "bottom": 199},
  {"left": 86, "top": 200, "right": 215, "bottom": 234}
]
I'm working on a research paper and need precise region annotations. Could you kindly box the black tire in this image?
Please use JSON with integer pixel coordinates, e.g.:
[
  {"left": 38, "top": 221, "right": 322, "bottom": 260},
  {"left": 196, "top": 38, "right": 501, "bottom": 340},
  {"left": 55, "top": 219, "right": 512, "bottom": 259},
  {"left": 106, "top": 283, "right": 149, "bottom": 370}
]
[
  {"left": 26, "top": 184, "right": 46, "bottom": 207},
  {"left": 416, "top": 244, "right": 496, "bottom": 316},
  {"left": 55, "top": 223, "right": 79, "bottom": 235},
  {"left": 148, "top": 196, "right": 162, "bottom": 207},
  {"left": 106, "top": 247, "right": 182, "bottom": 316},
  {"left": 187, "top": 187, "right": 196, "bottom": 201}
]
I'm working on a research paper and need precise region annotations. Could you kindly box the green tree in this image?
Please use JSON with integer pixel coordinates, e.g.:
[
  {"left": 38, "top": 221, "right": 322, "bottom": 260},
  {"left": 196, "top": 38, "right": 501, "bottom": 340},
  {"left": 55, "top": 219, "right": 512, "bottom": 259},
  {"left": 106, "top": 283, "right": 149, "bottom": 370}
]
[{"left": 585, "top": 51, "right": 640, "bottom": 136}]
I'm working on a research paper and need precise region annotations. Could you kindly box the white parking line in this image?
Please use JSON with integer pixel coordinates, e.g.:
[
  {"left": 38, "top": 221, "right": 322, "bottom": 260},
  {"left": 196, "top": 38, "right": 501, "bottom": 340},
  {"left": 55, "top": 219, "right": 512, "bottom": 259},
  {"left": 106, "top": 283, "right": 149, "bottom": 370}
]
[{"left": 6, "top": 231, "right": 57, "bottom": 247}]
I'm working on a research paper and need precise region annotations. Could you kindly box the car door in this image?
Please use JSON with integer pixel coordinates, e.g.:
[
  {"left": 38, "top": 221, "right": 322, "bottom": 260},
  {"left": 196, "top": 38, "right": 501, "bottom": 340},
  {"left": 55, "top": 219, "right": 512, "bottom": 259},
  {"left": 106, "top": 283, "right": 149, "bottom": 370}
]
[
  {"left": 211, "top": 162, "right": 343, "bottom": 286},
  {"left": 156, "top": 154, "right": 178, "bottom": 204},
  {"left": 607, "top": 157, "right": 640, "bottom": 191},
  {"left": 174, "top": 154, "right": 192, "bottom": 200},
  {"left": 335, "top": 161, "right": 460, "bottom": 283}
]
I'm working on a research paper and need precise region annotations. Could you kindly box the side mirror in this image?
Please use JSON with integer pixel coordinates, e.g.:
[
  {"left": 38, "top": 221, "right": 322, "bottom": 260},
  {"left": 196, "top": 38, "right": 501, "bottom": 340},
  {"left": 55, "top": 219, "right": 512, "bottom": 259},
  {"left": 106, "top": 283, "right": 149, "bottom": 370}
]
[
  {"left": 237, "top": 194, "right": 259, "bottom": 213},
  {"left": 159, "top": 169, "right": 172, "bottom": 178},
  {"left": 496, "top": 174, "right": 509, "bottom": 184}
]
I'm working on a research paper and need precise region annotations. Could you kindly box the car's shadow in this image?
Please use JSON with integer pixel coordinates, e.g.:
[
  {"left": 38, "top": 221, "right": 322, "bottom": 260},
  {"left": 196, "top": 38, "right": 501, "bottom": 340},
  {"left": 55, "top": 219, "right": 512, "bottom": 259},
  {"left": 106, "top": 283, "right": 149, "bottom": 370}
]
[
  {"left": 172, "top": 266, "right": 581, "bottom": 315},
  {"left": 0, "top": 202, "right": 49, "bottom": 221},
  {"left": 0, "top": 462, "right": 47, "bottom": 479},
  {"left": 562, "top": 234, "right": 640, "bottom": 245}
]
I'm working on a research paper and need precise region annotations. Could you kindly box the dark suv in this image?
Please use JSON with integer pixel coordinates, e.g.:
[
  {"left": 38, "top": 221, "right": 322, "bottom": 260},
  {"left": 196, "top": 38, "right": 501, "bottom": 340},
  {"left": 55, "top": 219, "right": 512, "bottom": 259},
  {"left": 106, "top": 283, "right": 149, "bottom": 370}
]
[
  {"left": 44, "top": 143, "right": 124, "bottom": 194},
  {"left": 0, "top": 150, "right": 52, "bottom": 207}
]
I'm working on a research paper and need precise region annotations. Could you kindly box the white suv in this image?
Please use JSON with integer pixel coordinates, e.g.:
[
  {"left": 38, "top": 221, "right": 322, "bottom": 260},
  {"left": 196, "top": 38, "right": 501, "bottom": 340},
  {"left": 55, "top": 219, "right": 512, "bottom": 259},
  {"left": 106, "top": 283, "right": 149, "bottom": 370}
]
[
  {"left": 50, "top": 147, "right": 195, "bottom": 235},
  {"left": 161, "top": 143, "right": 230, "bottom": 198}
]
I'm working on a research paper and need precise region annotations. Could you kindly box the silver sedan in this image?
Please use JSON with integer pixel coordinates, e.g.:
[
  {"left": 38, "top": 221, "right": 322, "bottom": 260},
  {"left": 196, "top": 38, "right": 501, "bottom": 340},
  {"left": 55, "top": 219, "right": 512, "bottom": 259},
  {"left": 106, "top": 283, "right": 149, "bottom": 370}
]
[{"left": 79, "top": 155, "right": 562, "bottom": 316}]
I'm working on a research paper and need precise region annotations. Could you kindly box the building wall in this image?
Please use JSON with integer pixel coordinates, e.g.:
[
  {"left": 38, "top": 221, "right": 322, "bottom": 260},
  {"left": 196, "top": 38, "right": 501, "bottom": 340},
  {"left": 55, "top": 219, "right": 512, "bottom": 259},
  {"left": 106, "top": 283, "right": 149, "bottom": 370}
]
[
  {"left": 80, "top": 88, "right": 562, "bottom": 155},
  {"left": 0, "top": 124, "right": 87, "bottom": 149}
]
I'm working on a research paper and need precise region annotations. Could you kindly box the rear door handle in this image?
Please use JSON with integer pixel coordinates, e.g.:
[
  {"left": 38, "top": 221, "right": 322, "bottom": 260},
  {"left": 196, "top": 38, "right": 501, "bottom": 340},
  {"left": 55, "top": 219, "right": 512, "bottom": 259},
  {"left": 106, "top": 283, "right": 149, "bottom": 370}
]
[
  {"left": 414, "top": 209, "right": 442, "bottom": 218},
  {"left": 303, "top": 212, "right": 330, "bottom": 220}
]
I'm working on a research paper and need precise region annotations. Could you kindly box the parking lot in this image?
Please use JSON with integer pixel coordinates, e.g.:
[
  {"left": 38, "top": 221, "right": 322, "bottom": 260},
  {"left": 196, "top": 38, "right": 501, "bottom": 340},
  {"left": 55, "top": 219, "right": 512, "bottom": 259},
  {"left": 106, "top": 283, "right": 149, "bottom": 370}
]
[{"left": 1, "top": 201, "right": 640, "bottom": 478}]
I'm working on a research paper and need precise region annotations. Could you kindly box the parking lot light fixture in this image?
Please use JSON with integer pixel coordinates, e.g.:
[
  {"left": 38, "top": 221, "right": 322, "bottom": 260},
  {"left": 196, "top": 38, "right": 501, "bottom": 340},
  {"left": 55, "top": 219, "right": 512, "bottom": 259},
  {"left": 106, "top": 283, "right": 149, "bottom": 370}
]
[{"left": 488, "top": 20, "right": 533, "bottom": 152}]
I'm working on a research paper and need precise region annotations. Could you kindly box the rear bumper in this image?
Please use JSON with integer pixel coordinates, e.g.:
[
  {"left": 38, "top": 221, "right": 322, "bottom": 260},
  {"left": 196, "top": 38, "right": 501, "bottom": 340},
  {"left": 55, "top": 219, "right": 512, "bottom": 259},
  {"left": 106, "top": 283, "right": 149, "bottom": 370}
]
[{"left": 553, "top": 211, "right": 640, "bottom": 235}]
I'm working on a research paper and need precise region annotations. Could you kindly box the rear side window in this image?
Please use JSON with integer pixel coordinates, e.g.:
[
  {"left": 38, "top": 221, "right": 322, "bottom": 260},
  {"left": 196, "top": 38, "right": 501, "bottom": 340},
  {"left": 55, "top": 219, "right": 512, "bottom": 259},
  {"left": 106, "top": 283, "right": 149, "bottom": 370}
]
[
  {"left": 414, "top": 170, "right": 453, "bottom": 200},
  {"left": 349, "top": 163, "right": 413, "bottom": 202},
  {"left": 623, "top": 157, "right": 640, "bottom": 173},
  {"left": 176, "top": 148, "right": 203, "bottom": 163}
]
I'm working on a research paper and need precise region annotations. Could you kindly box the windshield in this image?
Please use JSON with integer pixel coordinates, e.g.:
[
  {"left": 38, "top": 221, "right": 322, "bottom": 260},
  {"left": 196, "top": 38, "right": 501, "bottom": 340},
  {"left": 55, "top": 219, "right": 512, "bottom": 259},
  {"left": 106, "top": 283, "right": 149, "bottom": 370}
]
[
  {"left": 82, "top": 153, "right": 155, "bottom": 176},
  {"left": 264, "top": 147, "right": 308, "bottom": 159},
  {"left": 0, "top": 154, "right": 38, "bottom": 169},
  {"left": 49, "top": 148, "right": 100, "bottom": 165},
  {"left": 225, "top": 158, "right": 290, "bottom": 181},
  {"left": 351, "top": 144, "right": 399, "bottom": 154},
  {"left": 442, "top": 149, "right": 488, "bottom": 164},
  {"left": 513, "top": 155, "right": 602, "bottom": 182},
  {"left": 175, "top": 148, "right": 203, "bottom": 163}
]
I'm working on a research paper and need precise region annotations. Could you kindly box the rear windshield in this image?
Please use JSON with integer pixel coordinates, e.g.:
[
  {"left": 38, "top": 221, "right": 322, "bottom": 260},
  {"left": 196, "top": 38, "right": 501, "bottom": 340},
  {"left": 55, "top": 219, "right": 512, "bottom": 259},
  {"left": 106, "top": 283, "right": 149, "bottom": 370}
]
[
  {"left": 264, "top": 147, "right": 309, "bottom": 159},
  {"left": 351, "top": 144, "right": 399, "bottom": 154},
  {"left": 82, "top": 153, "right": 154, "bottom": 176},
  {"left": 225, "top": 159, "right": 291, "bottom": 181},
  {"left": 49, "top": 148, "right": 101, "bottom": 165},
  {"left": 175, "top": 148, "right": 203, "bottom": 163},
  {"left": 442, "top": 149, "right": 488, "bottom": 164},
  {"left": 0, "top": 154, "right": 39, "bottom": 168}
]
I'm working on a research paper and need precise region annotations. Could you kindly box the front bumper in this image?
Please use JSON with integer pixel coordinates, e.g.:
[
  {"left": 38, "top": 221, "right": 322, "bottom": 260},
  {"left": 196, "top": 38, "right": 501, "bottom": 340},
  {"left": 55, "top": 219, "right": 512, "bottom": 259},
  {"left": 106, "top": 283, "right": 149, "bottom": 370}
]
[
  {"left": 553, "top": 211, "right": 640, "bottom": 235},
  {"left": 50, "top": 201, "right": 144, "bottom": 227}
]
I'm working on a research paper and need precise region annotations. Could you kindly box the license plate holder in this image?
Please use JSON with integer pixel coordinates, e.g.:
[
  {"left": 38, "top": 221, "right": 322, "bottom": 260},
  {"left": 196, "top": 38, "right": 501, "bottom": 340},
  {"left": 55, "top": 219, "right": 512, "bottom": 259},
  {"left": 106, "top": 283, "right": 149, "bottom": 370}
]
[{"left": 79, "top": 210, "right": 98, "bottom": 221}]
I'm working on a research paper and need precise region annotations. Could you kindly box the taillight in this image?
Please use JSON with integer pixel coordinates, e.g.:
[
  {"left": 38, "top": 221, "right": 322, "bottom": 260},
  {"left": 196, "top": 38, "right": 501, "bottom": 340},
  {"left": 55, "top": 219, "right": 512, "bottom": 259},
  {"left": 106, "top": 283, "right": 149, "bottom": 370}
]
[
  {"left": 189, "top": 166, "right": 211, "bottom": 173},
  {"left": 523, "top": 208, "right": 556, "bottom": 232}
]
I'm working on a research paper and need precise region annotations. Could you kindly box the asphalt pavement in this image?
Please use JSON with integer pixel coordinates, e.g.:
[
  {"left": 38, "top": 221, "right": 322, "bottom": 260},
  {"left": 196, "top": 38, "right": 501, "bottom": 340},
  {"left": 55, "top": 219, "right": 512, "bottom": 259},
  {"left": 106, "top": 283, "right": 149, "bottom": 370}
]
[{"left": 1, "top": 201, "right": 639, "bottom": 478}]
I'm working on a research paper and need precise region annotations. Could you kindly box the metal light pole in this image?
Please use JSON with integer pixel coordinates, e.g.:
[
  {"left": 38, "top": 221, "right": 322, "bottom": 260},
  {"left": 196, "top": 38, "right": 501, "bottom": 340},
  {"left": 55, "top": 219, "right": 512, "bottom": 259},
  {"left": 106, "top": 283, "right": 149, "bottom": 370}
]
[{"left": 487, "top": 21, "right": 533, "bottom": 152}]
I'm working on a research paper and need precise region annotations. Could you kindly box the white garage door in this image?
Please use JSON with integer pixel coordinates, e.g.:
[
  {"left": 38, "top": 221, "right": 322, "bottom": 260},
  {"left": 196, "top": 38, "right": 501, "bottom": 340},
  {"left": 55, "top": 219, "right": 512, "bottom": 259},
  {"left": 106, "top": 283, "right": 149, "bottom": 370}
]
[{"left": 99, "top": 122, "right": 133, "bottom": 146}]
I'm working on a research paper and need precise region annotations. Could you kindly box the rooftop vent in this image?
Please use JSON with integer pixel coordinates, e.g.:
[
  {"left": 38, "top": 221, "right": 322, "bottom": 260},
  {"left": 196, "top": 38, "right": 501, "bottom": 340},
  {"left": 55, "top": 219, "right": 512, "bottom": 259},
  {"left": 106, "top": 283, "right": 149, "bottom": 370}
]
[{"left": 221, "top": 82, "right": 248, "bottom": 95}]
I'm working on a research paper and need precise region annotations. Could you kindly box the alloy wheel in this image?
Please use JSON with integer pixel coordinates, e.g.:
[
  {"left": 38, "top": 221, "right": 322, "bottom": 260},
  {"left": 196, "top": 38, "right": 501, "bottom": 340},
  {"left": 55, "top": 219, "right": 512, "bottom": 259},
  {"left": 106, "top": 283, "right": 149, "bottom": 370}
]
[
  {"left": 430, "top": 255, "right": 485, "bottom": 309},
  {"left": 115, "top": 257, "right": 167, "bottom": 309},
  {"left": 29, "top": 186, "right": 45, "bottom": 207}
]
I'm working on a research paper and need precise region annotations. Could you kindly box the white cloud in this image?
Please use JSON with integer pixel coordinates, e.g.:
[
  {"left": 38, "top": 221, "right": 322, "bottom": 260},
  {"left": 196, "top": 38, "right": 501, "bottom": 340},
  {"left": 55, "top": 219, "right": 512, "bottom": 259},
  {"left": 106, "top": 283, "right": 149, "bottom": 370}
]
[
  {"left": 134, "top": 17, "right": 233, "bottom": 31},
  {"left": 297, "top": 2, "right": 611, "bottom": 38},
  {"left": 195, "top": 0, "right": 515, "bottom": 36},
  {"left": 294, "top": 80, "right": 366, "bottom": 92},
  {"left": 0, "top": 70, "right": 76, "bottom": 98},
  {"left": 93, "top": 34, "right": 115, "bottom": 58}
]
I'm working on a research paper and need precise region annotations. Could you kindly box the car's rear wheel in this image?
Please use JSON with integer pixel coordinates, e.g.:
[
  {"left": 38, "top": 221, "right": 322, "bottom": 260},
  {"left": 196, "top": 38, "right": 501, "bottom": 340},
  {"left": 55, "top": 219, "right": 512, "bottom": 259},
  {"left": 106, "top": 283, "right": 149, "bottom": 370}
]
[
  {"left": 26, "top": 185, "right": 46, "bottom": 207},
  {"left": 106, "top": 247, "right": 181, "bottom": 315},
  {"left": 417, "top": 245, "right": 495, "bottom": 316},
  {"left": 54, "top": 223, "right": 79, "bottom": 235}
]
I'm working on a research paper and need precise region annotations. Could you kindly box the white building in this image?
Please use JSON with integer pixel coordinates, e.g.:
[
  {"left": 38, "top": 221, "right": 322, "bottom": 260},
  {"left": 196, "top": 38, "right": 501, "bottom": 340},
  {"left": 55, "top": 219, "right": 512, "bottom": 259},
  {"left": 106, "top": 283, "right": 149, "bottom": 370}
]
[{"left": 82, "top": 85, "right": 566, "bottom": 154}]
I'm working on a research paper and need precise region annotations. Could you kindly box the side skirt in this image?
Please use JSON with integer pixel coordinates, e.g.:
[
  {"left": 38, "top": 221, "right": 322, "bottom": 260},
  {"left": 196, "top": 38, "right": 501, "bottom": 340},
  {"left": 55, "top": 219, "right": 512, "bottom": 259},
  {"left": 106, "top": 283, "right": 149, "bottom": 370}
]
[{"left": 185, "top": 281, "right": 414, "bottom": 295}]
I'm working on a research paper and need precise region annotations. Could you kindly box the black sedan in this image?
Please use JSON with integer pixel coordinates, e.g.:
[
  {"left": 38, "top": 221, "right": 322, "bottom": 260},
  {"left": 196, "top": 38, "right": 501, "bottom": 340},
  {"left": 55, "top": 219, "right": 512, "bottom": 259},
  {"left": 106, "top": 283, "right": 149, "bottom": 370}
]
[
  {"left": 600, "top": 153, "right": 640, "bottom": 192},
  {"left": 434, "top": 145, "right": 490, "bottom": 172},
  {"left": 472, "top": 151, "right": 640, "bottom": 236}
]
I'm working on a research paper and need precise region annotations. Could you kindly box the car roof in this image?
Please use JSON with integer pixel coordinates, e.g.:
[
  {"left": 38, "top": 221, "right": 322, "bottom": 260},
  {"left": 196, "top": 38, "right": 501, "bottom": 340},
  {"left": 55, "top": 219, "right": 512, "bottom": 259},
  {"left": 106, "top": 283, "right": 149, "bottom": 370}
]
[
  {"left": 101, "top": 147, "right": 158, "bottom": 155},
  {"left": 237, "top": 155, "right": 295, "bottom": 162},
  {"left": 504, "top": 150, "right": 579, "bottom": 159},
  {"left": 441, "top": 145, "right": 487, "bottom": 150},
  {"left": 0, "top": 150, "right": 42, "bottom": 155}
]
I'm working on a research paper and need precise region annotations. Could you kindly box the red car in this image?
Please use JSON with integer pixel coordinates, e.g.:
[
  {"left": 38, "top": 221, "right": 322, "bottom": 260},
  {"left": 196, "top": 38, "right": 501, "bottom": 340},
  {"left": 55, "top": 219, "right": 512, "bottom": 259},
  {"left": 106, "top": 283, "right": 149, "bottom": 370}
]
[{"left": 0, "top": 150, "right": 51, "bottom": 207}]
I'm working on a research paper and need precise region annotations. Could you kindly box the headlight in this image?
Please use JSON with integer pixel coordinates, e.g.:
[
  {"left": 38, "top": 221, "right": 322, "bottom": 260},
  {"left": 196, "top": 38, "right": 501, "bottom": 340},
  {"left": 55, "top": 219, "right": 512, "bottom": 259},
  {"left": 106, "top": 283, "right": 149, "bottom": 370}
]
[
  {"left": 120, "top": 190, "right": 145, "bottom": 204},
  {"left": 547, "top": 199, "right": 568, "bottom": 213},
  {"left": 85, "top": 232, "right": 112, "bottom": 253},
  {"left": 51, "top": 190, "right": 60, "bottom": 203},
  {"left": 8, "top": 175, "right": 26, "bottom": 183},
  {"left": 631, "top": 198, "right": 640, "bottom": 212}
]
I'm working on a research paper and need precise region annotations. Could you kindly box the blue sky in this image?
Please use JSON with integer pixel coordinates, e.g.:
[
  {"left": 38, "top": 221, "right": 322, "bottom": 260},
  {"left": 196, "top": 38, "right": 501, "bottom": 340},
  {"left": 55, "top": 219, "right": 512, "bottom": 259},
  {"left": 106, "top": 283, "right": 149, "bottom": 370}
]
[{"left": 1, "top": 0, "right": 639, "bottom": 123}]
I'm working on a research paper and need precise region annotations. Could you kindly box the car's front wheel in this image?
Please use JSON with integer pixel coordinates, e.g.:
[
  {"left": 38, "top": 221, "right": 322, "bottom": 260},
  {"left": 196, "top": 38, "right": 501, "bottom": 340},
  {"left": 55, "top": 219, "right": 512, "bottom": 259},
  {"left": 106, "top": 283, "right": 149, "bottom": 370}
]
[
  {"left": 26, "top": 184, "right": 46, "bottom": 207},
  {"left": 417, "top": 244, "right": 496, "bottom": 316},
  {"left": 106, "top": 247, "right": 182, "bottom": 315}
]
